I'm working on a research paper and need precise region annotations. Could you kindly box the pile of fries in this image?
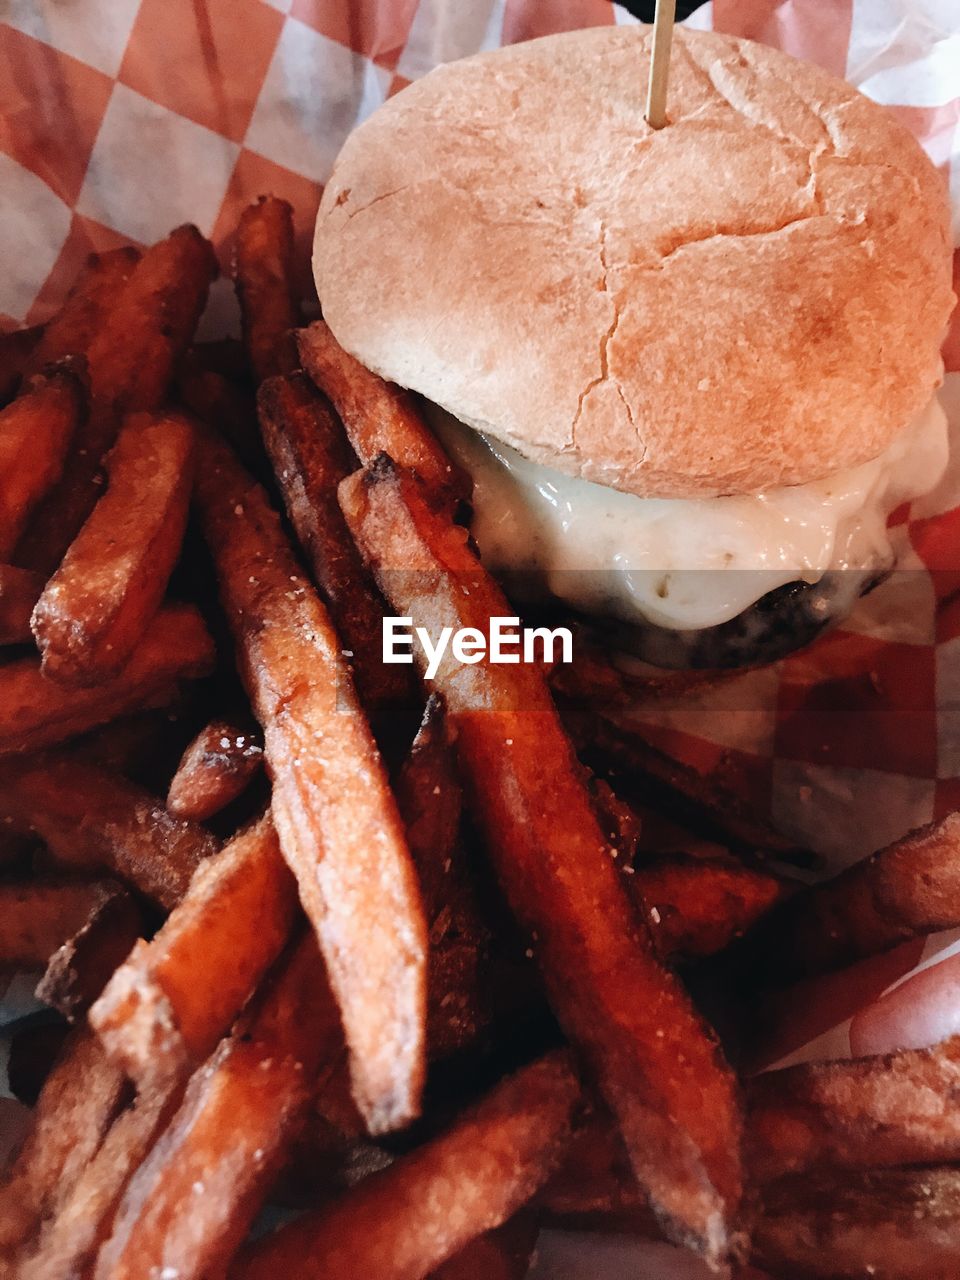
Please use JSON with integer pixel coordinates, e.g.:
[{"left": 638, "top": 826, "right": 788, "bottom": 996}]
[{"left": 2, "top": 198, "right": 959, "bottom": 1280}]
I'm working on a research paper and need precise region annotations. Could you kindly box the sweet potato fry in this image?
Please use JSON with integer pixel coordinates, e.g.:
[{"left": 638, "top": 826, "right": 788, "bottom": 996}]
[
  {"left": 32, "top": 411, "right": 195, "bottom": 685},
  {"left": 234, "top": 196, "right": 301, "bottom": 381},
  {"left": 340, "top": 458, "right": 744, "bottom": 1264},
  {"left": 0, "top": 362, "right": 84, "bottom": 558},
  {"left": 36, "top": 884, "right": 141, "bottom": 1020},
  {"left": 394, "top": 693, "right": 463, "bottom": 919},
  {"left": 632, "top": 857, "right": 785, "bottom": 961},
  {"left": 194, "top": 431, "right": 427, "bottom": 1134},
  {"left": 6, "top": 1025, "right": 70, "bottom": 1109},
  {"left": 755, "top": 1167, "right": 960, "bottom": 1279},
  {"left": 0, "top": 878, "right": 125, "bottom": 969},
  {"left": 0, "top": 562, "right": 43, "bottom": 644},
  {"left": 0, "top": 323, "right": 42, "bottom": 404},
  {"left": 258, "top": 371, "right": 411, "bottom": 714},
  {"left": 297, "top": 320, "right": 468, "bottom": 503},
  {"left": 16, "top": 225, "right": 216, "bottom": 574},
  {"left": 748, "top": 810, "right": 960, "bottom": 981},
  {"left": 0, "top": 1028, "right": 126, "bottom": 1259},
  {"left": 25, "top": 247, "right": 141, "bottom": 373},
  {"left": 20, "top": 1082, "right": 180, "bottom": 1280},
  {"left": 747, "top": 1036, "right": 960, "bottom": 1181},
  {"left": 0, "top": 602, "right": 214, "bottom": 757},
  {"left": 166, "top": 719, "right": 264, "bottom": 821},
  {"left": 95, "top": 934, "right": 342, "bottom": 1280},
  {"left": 563, "top": 702, "right": 812, "bottom": 866},
  {"left": 234, "top": 1051, "right": 580, "bottom": 1280},
  {"left": 0, "top": 753, "right": 219, "bottom": 909},
  {"left": 343, "top": 458, "right": 747, "bottom": 1259},
  {"left": 90, "top": 814, "right": 298, "bottom": 1087},
  {"left": 176, "top": 360, "right": 264, "bottom": 470}
]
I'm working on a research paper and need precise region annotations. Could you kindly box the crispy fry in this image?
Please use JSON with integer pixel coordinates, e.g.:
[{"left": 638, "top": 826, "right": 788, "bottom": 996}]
[
  {"left": 0, "top": 562, "right": 43, "bottom": 644},
  {"left": 0, "top": 602, "right": 214, "bottom": 757},
  {"left": 32, "top": 411, "right": 195, "bottom": 685},
  {"left": 749, "top": 810, "right": 960, "bottom": 981},
  {"left": 194, "top": 431, "right": 427, "bottom": 1134},
  {"left": 0, "top": 1029, "right": 126, "bottom": 1259},
  {"left": 0, "top": 324, "right": 42, "bottom": 404},
  {"left": 166, "top": 719, "right": 264, "bottom": 821},
  {"left": 340, "top": 458, "right": 744, "bottom": 1263},
  {"left": 631, "top": 857, "right": 785, "bottom": 961},
  {"left": 36, "top": 885, "right": 141, "bottom": 1020},
  {"left": 747, "top": 1036, "right": 960, "bottom": 1182},
  {"left": 0, "top": 878, "right": 125, "bottom": 968},
  {"left": 90, "top": 815, "right": 298, "bottom": 1087},
  {"left": 234, "top": 1051, "right": 580, "bottom": 1280},
  {"left": 755, "top": 1167, "right": 960, "bottom": 1279},
  {"left": 297, "top": 320, "right": 468, "bottom": 502},
  {"left": 0, "top": 754, "right": 219, "bottom": 909},
  {"left": 95, "top": 934, "right": 342, "bottom": 1280},
  {"left": 258, "top": 371, "right": 411, "bottom": 715},
  {"left": 16, "top": 225, "right": 216, "bottom": 574},
  {"left": 25, "top": 247, "right": 141, "bottom": 373},
  {"left": 21, "top": 1082, "right": 180, "bottom": 1280},
  {"left": 562, "top": 701, "right": 812, "bottom": 866},
  {"left": 395, "top": 693, "right": 463, "bottom": 919},
  {"left": 176, "top": 361, "right": 264, "bottom": 470},
  {"left": 234, "top": 196, "right": 301, "bottom": 381},
  {"left": 0, "top": 362, "right": 84, "bottom": 559}
]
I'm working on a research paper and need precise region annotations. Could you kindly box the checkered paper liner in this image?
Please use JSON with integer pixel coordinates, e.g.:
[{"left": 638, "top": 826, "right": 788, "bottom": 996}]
[{"left": 2, "top": 1, "right": 960, "bottom": 1275}]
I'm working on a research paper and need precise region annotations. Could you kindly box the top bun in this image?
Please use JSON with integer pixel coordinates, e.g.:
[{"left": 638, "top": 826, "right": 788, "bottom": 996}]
[{"left": 314, "top": 26, "right": 954, "bottom": 499}]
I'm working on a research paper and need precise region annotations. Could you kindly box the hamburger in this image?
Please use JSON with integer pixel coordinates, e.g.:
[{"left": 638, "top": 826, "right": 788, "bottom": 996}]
[{"left": 312, "top": 25, "right": 955, "bottom": 669}]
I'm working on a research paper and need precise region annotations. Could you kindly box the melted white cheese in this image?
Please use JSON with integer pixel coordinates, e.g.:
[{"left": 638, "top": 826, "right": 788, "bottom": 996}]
[{"left": 428, "top": 393, "right": 949, "bottom": 632}]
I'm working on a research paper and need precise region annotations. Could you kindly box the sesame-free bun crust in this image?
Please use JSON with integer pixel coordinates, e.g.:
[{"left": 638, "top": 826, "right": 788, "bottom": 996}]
[{"left": 314, "top": 27, "right": 954, "bottom": 498}]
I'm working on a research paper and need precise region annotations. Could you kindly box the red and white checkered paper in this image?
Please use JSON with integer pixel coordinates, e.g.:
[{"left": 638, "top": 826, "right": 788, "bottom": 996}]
[{"left": 2, "top": 2, "right": 960, "bottom": 1275}]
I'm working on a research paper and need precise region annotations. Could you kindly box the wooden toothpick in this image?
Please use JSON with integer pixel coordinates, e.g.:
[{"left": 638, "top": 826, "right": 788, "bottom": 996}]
[{"left": 645, "top": 0, "right": 677, "bottom": 130}]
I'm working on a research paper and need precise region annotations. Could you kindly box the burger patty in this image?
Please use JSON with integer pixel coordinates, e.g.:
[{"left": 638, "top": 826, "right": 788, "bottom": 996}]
[{"left": 584, "top": 569, "right": 887, "bottom": 670}]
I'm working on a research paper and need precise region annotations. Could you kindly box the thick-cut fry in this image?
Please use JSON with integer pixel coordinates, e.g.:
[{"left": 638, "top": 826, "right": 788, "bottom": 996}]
[
  {"left": 176, "top": 360, "right": 264, "bottom": 470},
  {"left": 25, "top": 247, "right": 141, "bottom": 374},
  {"left": 90, "top": 815, "right": 298, "bottom": 1087},
  {"left": 32, "top": 411, "right": 195, "bottom": 685},
  {"left": 0, "top": 602, "right": 214, "bottom": 757},
  {"left": 748, "top": 1036, "right": 960, "bottom": 1181},
  {"left": 258, "top": 371, "right": 410, "bottom": 715},
  {"left": 95, "top": 935, "right": 342, "bottom": 1280},
  {"left": 563, "top": 702, "right": 813, "bottom": 866},
  {"left": 233, "top": 1051, "right": 580, "bottom": 1280},
  {"left": 36, "top": 885, "right": 141, "bottom": 1020},
  {"left": 395, "top": 693, "right": 463, "bottom": 919},
  {"left": 16, "top": 225, "right": 216, "bottom": 574},
  {"left": 0, "top": 324, "right": 42, "bottom": 404},
  {"left": 0, "top": 754, "right": 219, "bottom": 909},
  {"left": 341, "top": 458, "right": 744, "bottom": 1264},
  {"left": 632, "top": 857, "right": 785, "bottom": 961},
  {"left": 194, "top": 431, "right": 427, "bottom": 1134},
  {"left": 0, "top": 878, "right": 125, "bottom": 968},
  {"left": 750, "top": 810, "right": 960, "bottom": 981},
  {"left": 0, "top": 1029, "right": 126, "bottom": 1259},
  {"left": 234, "top": 196, "right": 301, "bottom": 381},
  {"left": 0, "top": 562, "right": 43, "bottom": 644},
  {"left": 0, "top": 362, "right": 84, "bottom": 558},
  {"left": 297, "top": 320, "right": 468, "bottom": 502},
  {"left": 166, "top": 719, "right": 264, "bottom": 821},
  {"left": 21, "top": 1082, "right": 180, "bottom": 1280},
  {"left": 755, "top": 1167, "right": 960, "bottom": 1279}
]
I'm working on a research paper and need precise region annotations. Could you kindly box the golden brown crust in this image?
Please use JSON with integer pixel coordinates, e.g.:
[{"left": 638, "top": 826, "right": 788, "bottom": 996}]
[{"left": 314, "top": 27, "right": 954, "bottom": 498}]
